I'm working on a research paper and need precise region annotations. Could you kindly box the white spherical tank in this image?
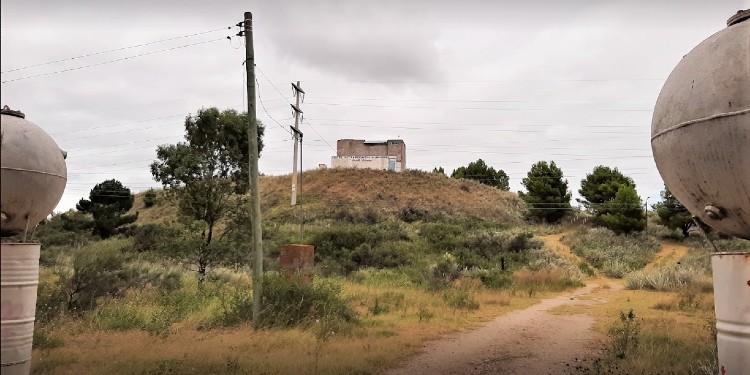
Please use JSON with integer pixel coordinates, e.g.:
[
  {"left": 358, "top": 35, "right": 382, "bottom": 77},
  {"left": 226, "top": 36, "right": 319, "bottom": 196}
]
[
  {"left": 0, "top": 106, "right": 67, "bottom": 236},
  {"left": 651, "top": 10, "right": 750, "bottom": 239}
]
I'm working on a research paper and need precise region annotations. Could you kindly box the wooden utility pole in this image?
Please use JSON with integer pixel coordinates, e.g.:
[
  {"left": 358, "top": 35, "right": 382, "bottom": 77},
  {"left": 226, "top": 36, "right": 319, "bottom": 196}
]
[
  {"left": 240, "top": 11, "right": 263, "bottom": 325},
  {"left": 290, "top": 81, "right": 304, "bottom": 205}
]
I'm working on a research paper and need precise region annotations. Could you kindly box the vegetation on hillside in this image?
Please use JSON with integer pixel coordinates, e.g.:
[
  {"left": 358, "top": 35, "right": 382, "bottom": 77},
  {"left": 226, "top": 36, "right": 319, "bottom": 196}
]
[
  {"left": 450, "top": 158, "right": 510, "bottom": 190},
  {"left": 29, "top": 148, "right": 748, "bottom": 374}
]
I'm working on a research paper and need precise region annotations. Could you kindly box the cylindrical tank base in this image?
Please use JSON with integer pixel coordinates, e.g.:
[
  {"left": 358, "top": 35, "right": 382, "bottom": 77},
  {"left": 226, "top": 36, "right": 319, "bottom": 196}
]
[
  {"left": 711, "top": 252, "right": 750, "bottom": 375},
  {"left": 0, "top": 242, "right": 40, "bottom": 375}
]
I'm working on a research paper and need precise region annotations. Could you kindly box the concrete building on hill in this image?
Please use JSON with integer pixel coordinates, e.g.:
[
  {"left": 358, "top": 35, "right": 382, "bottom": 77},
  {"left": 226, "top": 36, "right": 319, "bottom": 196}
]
[{"left": 331, "top": 139, "right": 406, "bottom": 172}]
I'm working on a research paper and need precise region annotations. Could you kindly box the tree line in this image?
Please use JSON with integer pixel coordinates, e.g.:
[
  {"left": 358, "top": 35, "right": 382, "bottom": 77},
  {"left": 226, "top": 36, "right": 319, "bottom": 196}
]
[
  {"left": 436, "top": 159, "right": 690, "bottom": 236},
  {"left": 61, "top": 106, "right": 693, "bottom": 278}
]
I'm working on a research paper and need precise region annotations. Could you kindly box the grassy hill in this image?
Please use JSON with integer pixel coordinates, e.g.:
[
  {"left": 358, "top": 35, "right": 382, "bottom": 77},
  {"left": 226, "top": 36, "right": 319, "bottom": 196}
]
[{"left": 132, "top": 168, "right": 526, "bottom": 225}]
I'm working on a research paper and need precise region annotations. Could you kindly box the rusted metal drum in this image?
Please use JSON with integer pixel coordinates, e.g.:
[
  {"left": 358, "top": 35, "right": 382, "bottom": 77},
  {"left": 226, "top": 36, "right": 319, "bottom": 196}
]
[
  {"left": 651, "top": 10, "right": 750, "bottom": 239},
  {"left": 0, "top": 243, "right": 40, "bottom": 375},
  {"left": 710, "top": 252, "right": 750, "bottom": 375},
  {"left": 0, "top": 107, "right": 67, "bottom": 236},
  {"left": 279, "top": 244, "right": 314, "bottom": 284}
]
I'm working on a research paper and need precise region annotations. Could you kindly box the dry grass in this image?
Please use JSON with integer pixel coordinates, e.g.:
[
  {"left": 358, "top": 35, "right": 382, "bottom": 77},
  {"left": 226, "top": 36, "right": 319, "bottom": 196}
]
[
  {"left": 550, "top": 286, "right": 716, "bottom": 374},
  {"left": 32, "top": 278, "right": 548, "bottom": 375},
  {"left": 131, "top": 169, "right": 526, "bottom": 226},
  {"left": 280, "top": 169, "right": 526, "bottom": 223}
]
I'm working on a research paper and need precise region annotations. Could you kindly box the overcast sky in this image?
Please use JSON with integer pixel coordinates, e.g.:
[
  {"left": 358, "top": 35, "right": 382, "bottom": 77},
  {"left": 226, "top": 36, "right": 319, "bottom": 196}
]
[{"left": 2, "top": 0, "right": 748, "bottom": 213}]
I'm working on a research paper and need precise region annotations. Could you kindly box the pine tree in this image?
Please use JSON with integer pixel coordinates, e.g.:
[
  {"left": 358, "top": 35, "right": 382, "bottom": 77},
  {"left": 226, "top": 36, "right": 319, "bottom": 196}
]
[
  {"left": 74, "top": 179, "right": 137, "bottom": 238},
  {"left": 597, "top": 186, "right": 646, "bottom": 234},
  {"left": 518, "top": 161, "right": 571, "bottom": 223},
  {"left": 653, "top": 186, "right": 694, "bottom": 237}
]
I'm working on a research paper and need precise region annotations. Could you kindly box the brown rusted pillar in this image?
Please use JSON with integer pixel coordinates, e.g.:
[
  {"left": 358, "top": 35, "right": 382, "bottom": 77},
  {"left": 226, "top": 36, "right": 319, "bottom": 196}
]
[{"left": 278, "top": 244, "right": 314, "bottom": 284}]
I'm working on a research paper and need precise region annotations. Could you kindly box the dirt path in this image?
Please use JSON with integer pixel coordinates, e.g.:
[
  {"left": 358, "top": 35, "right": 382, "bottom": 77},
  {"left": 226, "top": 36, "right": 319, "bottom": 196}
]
[
  {"left": 645, "top": 241, "right": 690, "bottom": 270},
  {"left": 540, "top": 232, "right": 585, "bottom": 265},
  {"left": 383, "top": 232, "right": 616, "bottom": 375},
  {"left": 383, "top": 231, "right": 693, "bottom": 374},
  {"left": 383, "top": 284, "right": 606, "bottom": 375}
]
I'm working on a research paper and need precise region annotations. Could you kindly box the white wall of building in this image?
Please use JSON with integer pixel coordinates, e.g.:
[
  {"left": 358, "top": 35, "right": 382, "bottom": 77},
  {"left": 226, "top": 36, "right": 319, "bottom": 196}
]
[{"left": 331, "top": 156, "right": 402, "bottom": 172}]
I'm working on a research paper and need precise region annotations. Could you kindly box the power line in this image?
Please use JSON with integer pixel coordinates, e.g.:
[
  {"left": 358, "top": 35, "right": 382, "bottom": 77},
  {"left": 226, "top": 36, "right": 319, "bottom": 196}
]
[
  {"left": 310, "top": 121, "right": 647, "bottom": 135},
  {"left": 304, "top": 102, "right": 652, "bottom": 112},
  {"left": 2, "top": 38, "right": 228, "bottom": 83},
  {"left": 256, "top": 78, "right": 292, "bottom": 136},
  {"left": 255, "top": 66, "right": 335, "bottom": 152},
  {"left": 2, "top": 27, "right": 232, "bottom": 74},
  {"left": 50, "top": 114, "right": 185, "bottom": 136},
  {"left": 299, "top": 78, "right": 665, "bottom": 84},
  {"left": 307, "top": 118, "right": 647, "bottom": 131},
  {"left": 301, "top": 119, "right": 335, "bottom": 152},
  {"left": 305, "top": 96, "right": 656, "bottom": 104}
]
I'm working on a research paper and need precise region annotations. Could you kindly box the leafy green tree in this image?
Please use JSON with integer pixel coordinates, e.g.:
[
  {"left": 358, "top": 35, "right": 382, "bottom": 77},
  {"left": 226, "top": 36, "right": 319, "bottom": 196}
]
[
  {"left": 150, "top": 107, "right": 264, "bottom": 277},
  {"left": 74, "top": 179, "right": 137, "bottom": 239},
  {"left": 451, "top": 159, "right": 509, "bottom": 190},
  {"left": 578, "top": 166, "right": 635, "bottom": 213},
  {"left": 432, "top": 166, "right": 446, "bottom": 175},
  {"left": 597, "top": 186, "right": 646, "bottom": 234},
  {"left": 653, "top": 186, "right": 694, "bottom": 237},
  {"left": 518, "top": 161, "right": 571, "bottom": 223},
  {"left": 578, "top": 166, "right": 645, "bottom": 233}
]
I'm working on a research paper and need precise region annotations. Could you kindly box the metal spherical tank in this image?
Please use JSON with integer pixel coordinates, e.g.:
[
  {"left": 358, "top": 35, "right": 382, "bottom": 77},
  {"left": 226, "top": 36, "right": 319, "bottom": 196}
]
[
  {"left": 0, "top": 107, "right": 67, "bottom": 236},
  {"left": 651, "top": 10, "right": 750, "bottom": 239}
]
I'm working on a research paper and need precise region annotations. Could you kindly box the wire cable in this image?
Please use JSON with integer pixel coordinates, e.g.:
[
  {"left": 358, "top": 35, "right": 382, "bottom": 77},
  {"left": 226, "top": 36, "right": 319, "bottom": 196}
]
[
  {"left": 303, "top": 102, "right": 652, "bottom": 112},
  {"left": 2, "top": 38, "right": 227, "bottom": 83},
  {"left": 255, "top": 66, "right": 335, "bottom": 152},
  {"left": 2, "top": 27, "right": 232, "bottom": 74},
  {"left": 256, "top": 78, "right": 292, "bottom": 136}
]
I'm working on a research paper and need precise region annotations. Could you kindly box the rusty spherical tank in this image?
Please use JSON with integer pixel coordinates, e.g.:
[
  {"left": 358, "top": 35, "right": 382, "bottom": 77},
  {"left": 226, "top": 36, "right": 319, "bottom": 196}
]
[
  {"left": 0, "top": 107, "right": 67, "bottom": 236},
  {"left": 651, "top": 10, "right": 750, "bottom": 239}
]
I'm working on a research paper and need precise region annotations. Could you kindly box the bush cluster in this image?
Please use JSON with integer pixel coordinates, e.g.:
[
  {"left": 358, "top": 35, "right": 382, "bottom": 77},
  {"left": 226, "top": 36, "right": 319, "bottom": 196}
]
[
  {"left": 208, "top": 273, "right": 357, "bottom": 329},
  {"left": 626, "top": 265, "right": 712, "bottom": 292},
  {"left": 564, "top": 228, "right": 659, "bottom": 277}
]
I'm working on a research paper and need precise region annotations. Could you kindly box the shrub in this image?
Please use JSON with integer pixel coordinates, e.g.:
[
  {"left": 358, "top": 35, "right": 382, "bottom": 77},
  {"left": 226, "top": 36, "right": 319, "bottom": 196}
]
[
  {"left": 442, "top": 280, "right": 481, "bottom": 310},
  {"left": 128, "top": 223, "right": 181, "bottom": 253},
  {"left": 35, "top": 270, "right": 69, "bottom": 324},
  {"left": 143, "top": 189, "right": 158, "bottom": 208},
  {"left": 419, "top": 222, "right": 463, "bottom": 251},
  {"left": 460, "top": 228, "right": 541, "bottom": 258},
  {"left": 600, "top": 259, "right": 633, "bottom": 278},
  {"left": 66, "top": 239, "right": 138, "bottom": 312},
  {"left": 399, "top": 206, "right": 429, "bottom": 223},
  {"left": 564, "top": 227, "right": 659, "bottom": 277},
  {"left": 33, "top": 329, "right": 64, "bottom": 350},
  {"left": 209, "top": 273, "right": 357, "bottom": 329},
  {"left": 626, "top": 265, "right": 712, "bottom": 292},
  {"left": 578, "top": 262, "right": 596, "bottom": 276},
  {"left": 525, "top": 245, "right": 584, "bottom": 287},
  {"left": 330, "top": 205, "right": 382, "bottom": 224},
  {"left": 425, "top": 253, "right": 462, "bottom": 290},
  {"left": 348, "top": 268, "right": 419, "bottom": 288},
  {"left": 308, "top": 223, "right": 408, "bottom": 274},
  {"left": 352, "top": 242, "right": 411, "bottom": 269},
  {"left": 464, "top": 267, "right": 512, "bottom": 289},
  {"left": 33, "top": 212, "right": 90, "bottom": 248},
  {"left": 609, "top": 309, "right": 640, "bottom": 359}
]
